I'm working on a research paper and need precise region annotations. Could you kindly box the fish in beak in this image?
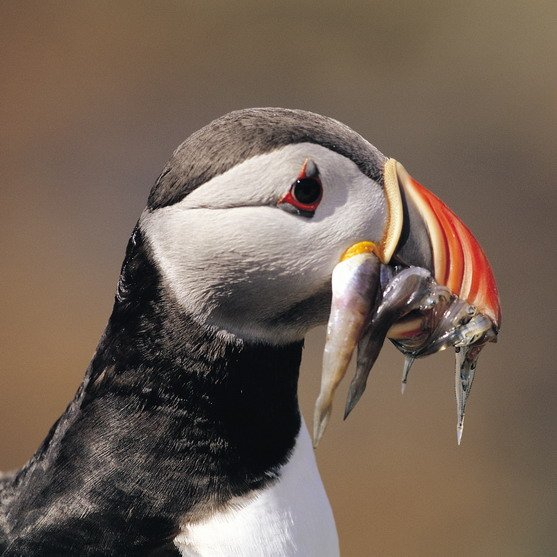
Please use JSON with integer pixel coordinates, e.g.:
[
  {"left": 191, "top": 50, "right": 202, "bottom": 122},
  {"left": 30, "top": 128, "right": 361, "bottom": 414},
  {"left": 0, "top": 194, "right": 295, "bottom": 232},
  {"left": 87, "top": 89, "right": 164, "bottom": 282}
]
[{"left": 313, "top": 159, "right": 501, "bottom": 447}]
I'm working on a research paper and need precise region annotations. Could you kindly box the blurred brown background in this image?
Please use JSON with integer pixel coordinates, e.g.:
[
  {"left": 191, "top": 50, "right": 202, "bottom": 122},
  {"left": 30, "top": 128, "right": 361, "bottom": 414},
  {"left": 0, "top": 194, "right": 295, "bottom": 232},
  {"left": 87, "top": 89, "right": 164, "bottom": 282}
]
[{"left": 1, "top": 1, "right": 555, "bottom": 555}]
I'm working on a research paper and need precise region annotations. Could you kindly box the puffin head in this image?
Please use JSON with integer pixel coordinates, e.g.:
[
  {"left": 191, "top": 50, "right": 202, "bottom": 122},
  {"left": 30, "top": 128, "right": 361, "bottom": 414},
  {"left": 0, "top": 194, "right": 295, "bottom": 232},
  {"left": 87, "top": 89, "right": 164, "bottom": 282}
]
[
  {"left": 141, "top": 108, "right": 388, "bottom": 344},
  {"left": 139, "top": 107, "right": 500, "bottom": 445}
]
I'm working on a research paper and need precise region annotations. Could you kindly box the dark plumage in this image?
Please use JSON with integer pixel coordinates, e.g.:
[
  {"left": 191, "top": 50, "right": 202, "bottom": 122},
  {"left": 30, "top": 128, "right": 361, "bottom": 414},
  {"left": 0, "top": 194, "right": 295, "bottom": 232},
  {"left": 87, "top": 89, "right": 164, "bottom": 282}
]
[
  {"left": 1, "top": 230, "right": 301, "bottom": 555},
  {"left": 1, "top": 108, "right": 387, "bottom": 555},
  {"left": 149, "top": 107, "right": 384, "bottom": 209}
]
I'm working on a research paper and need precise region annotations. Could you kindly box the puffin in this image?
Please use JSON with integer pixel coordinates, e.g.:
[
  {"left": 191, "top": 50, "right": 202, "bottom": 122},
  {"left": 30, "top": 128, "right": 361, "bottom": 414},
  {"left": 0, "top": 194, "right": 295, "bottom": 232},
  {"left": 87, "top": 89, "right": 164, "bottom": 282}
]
[{"left": 0, "top": 108, "right": 500, "bottom": 556}]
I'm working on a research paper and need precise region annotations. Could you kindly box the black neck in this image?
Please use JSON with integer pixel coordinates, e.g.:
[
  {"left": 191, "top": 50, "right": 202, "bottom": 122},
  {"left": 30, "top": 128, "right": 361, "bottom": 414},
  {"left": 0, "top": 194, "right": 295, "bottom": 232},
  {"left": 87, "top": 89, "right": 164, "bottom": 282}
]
[{"left": 4, "top": 228, "right": 303, "bottom": 555}]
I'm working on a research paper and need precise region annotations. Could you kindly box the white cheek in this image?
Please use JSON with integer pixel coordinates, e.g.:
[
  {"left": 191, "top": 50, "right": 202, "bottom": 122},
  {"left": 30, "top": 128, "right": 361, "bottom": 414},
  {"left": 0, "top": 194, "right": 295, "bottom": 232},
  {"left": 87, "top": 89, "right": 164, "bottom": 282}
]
[
  {"left": 141, "top": 206, "right": 328, "bottom": 341},
  {"left": 315, "top": 154, "right": 387, "bottom": 247},
  {"left": 140, "top": 143, "right": 387, "bottom": 343}
]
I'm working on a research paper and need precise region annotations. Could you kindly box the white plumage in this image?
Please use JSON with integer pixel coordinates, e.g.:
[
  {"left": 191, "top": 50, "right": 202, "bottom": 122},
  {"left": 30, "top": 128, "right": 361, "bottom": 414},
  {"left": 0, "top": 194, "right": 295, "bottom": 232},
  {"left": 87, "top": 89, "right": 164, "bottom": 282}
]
[{"left": 175, "top": 422, "right": 339, "bottom": 556}]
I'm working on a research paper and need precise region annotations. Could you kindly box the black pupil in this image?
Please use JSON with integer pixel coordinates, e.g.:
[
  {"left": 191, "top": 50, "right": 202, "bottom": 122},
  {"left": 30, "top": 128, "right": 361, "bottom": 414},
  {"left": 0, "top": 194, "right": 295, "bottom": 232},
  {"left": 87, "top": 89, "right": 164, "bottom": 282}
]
[{"left": 293, "top": 178, "right": 321, "bottom": 205}]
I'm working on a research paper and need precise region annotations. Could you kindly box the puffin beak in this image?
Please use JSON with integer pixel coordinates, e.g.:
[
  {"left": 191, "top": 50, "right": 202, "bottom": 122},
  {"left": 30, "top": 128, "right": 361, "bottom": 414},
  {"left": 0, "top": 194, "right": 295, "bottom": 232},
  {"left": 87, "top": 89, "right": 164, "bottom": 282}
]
[{"left": 312, "top": 159, "right": 501, "bottom": 447}]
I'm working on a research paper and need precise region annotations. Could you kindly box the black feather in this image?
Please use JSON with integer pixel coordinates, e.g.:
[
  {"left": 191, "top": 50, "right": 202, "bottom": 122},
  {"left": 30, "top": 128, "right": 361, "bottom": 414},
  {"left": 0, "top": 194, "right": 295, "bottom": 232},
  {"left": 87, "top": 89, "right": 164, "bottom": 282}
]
[
  {"left": 148, "top": 107, "right": 385, "bottom": 210},
  {"left": 1, "top": 230, "right": 302, "bottom": 555}
]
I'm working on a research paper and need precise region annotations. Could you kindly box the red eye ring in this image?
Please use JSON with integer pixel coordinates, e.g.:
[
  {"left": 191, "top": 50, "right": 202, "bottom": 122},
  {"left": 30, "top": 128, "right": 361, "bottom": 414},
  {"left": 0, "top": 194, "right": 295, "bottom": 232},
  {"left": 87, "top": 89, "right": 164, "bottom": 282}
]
[{"left": 278, "top": 159, "right": 323, "bottom": 216}]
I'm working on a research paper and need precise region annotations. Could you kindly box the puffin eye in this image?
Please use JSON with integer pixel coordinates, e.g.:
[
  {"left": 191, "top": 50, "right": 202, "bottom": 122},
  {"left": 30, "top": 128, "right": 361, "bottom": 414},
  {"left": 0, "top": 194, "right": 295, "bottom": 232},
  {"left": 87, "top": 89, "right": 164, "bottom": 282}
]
[
  {"left": 292, "top": 177, "right": 322, "bottom": 206},
  {"left": 278, "top": 159, "right": 322, "bottom": 217}
]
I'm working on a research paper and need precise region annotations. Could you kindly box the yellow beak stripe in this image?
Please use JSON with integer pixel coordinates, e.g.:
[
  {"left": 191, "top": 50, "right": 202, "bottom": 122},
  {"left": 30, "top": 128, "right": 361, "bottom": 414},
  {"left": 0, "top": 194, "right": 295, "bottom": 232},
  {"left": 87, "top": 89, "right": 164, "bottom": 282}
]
[{"left": 379, "top": 158, "right": 404, "bottom": 264}]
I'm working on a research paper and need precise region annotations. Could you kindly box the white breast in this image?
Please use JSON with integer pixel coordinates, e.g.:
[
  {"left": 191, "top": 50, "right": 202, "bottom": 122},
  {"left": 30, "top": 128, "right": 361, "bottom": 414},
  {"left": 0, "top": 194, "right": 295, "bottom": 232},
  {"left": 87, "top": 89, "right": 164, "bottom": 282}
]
[{"left": 174, "top": 420, "right": 339, "bottom": 556}]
